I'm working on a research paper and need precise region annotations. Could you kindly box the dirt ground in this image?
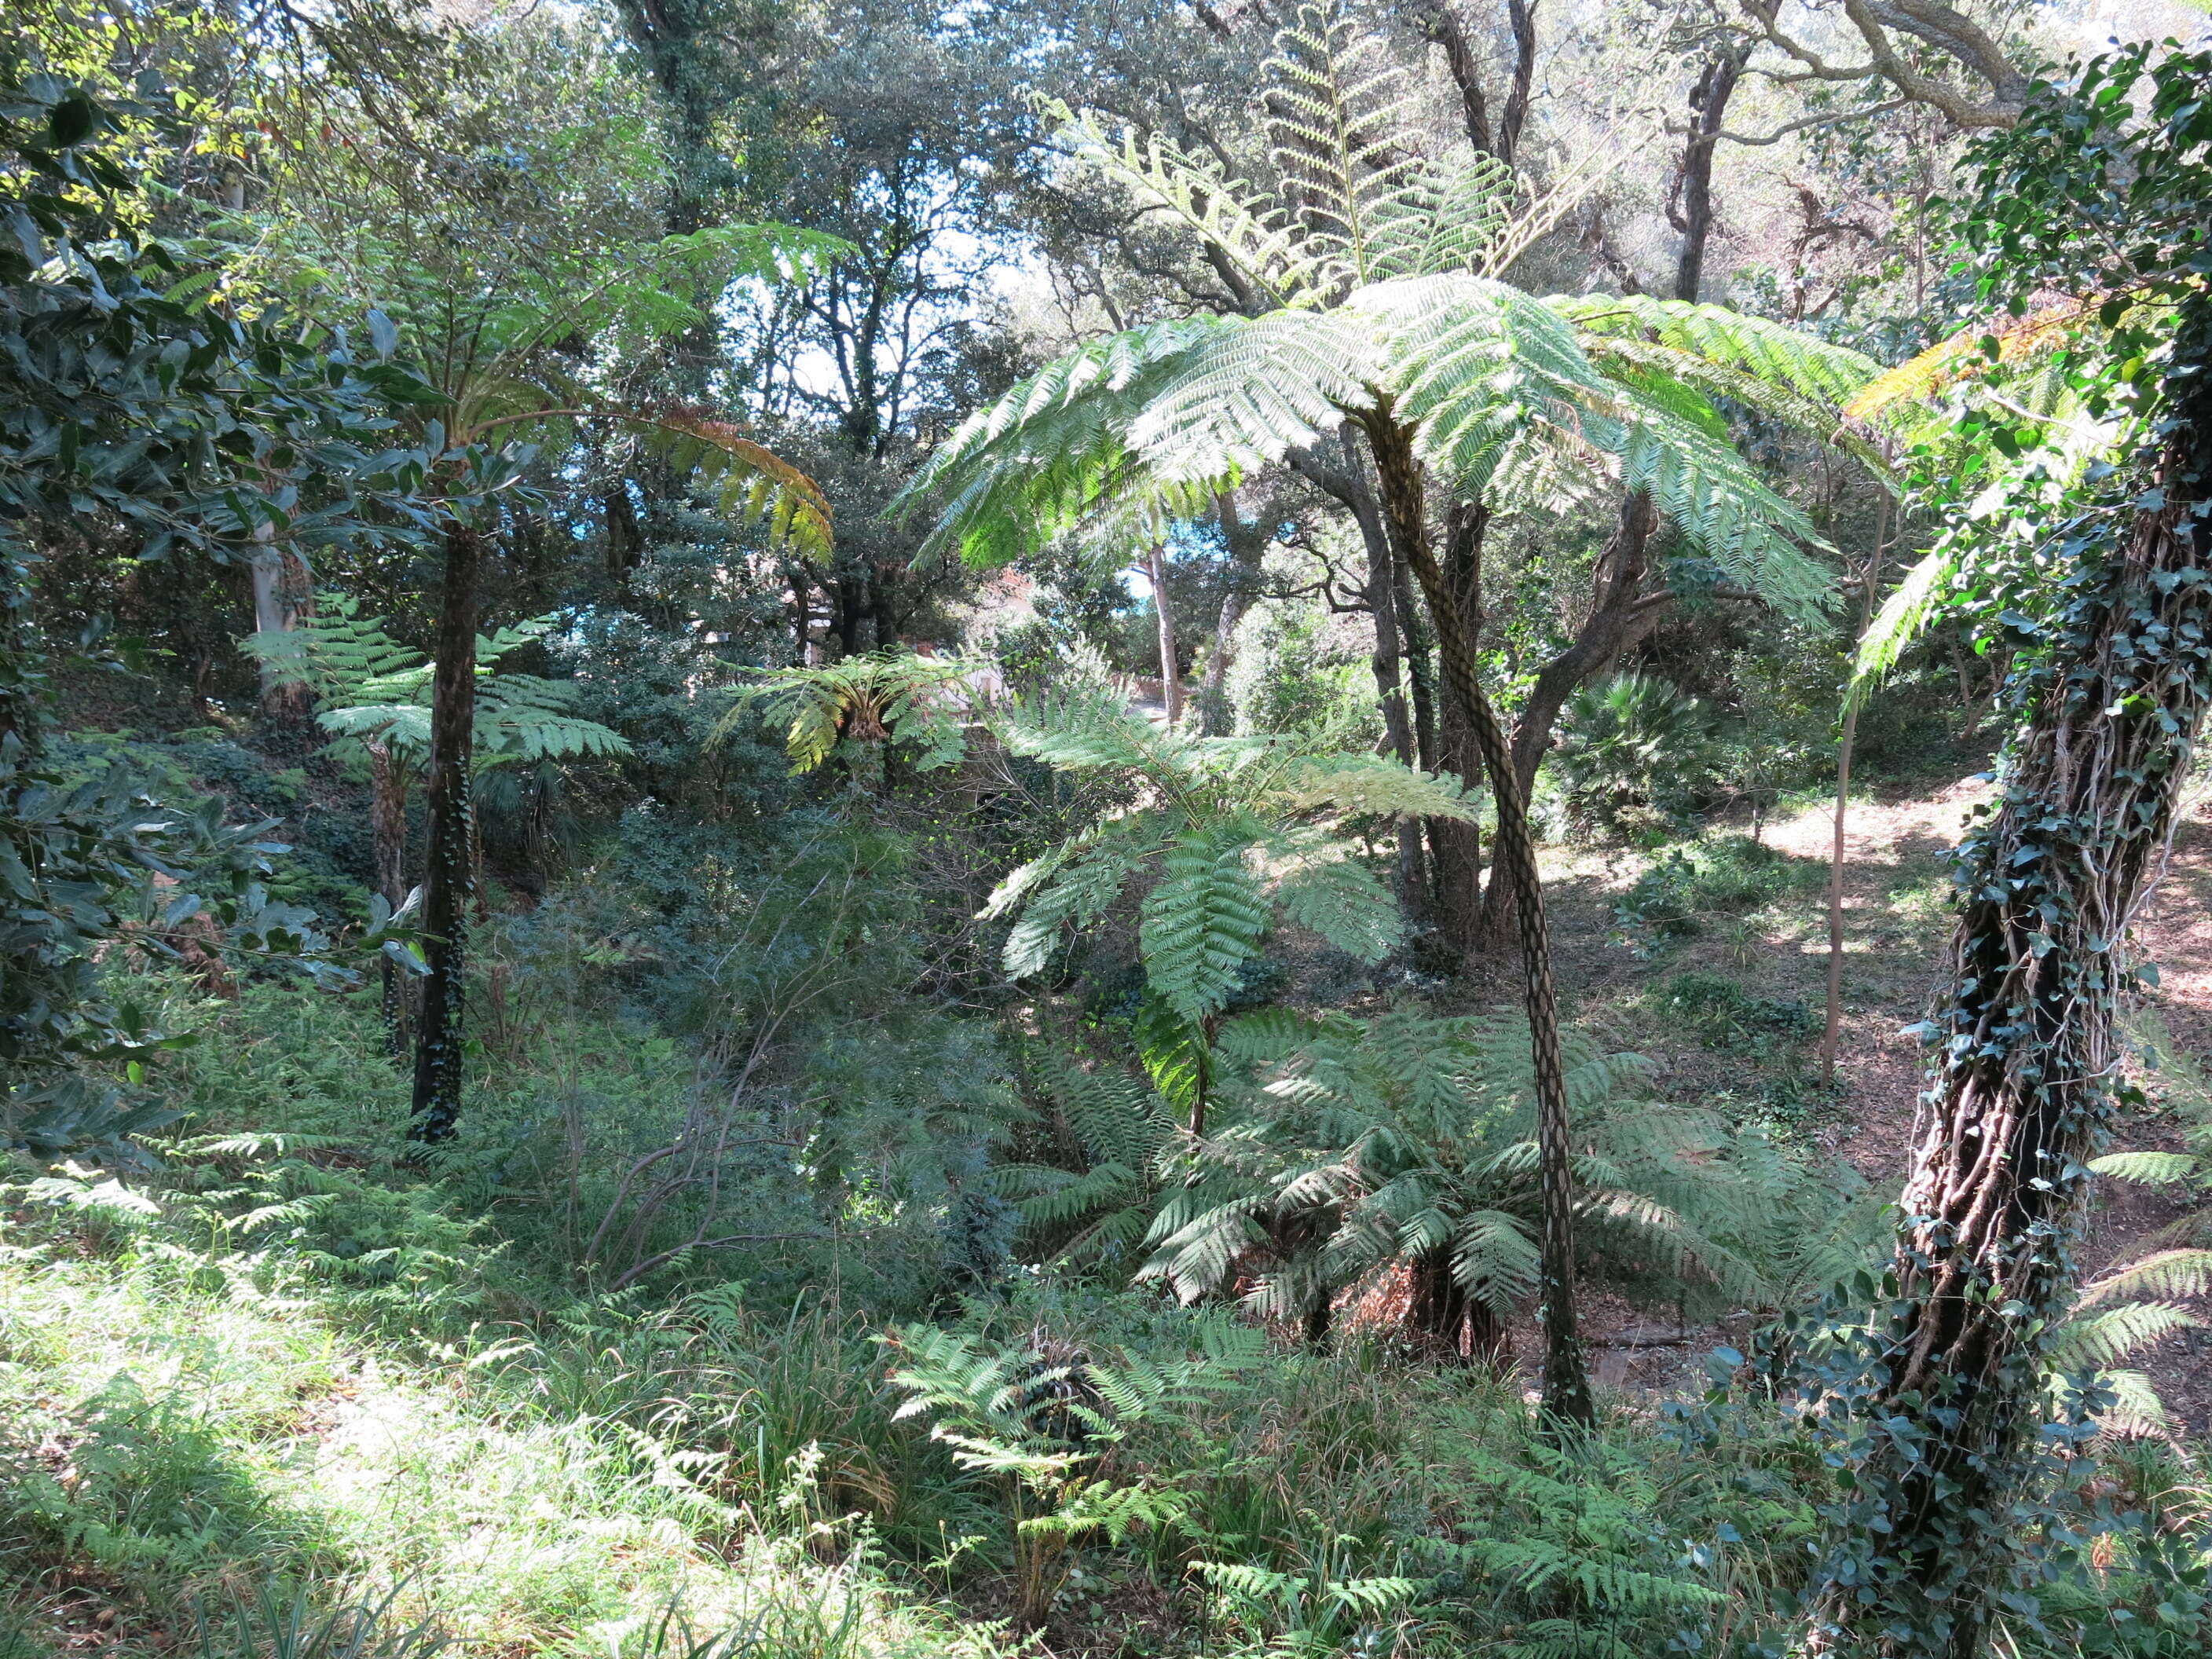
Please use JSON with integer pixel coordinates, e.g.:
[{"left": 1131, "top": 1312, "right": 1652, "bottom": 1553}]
[{"left": 1469, "top": 771, "right": 2212, "bottom": 1432}]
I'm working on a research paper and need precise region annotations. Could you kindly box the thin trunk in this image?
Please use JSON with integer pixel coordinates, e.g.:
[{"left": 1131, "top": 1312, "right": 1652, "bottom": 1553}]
[
  {"left": 1669, "top": 46, "right": 1746, "bottom": 305},
  {"left": 1364, "top": 507, "right": 1426, "bottom": 917},
  {"left": 1365, "top": 414, "right": 1591, "bottom": 1430},
  {"left": 1499, "top": 0, "right": 1539, "bottom": 167},
  {"left": 1199, "top": 488, "right": 1267, "bottom": 734},
  {"left": 789, "top": 562, "right": 811, "bottom": 661},
  {"left": 1147, "top": 544, "right": 1183, "bottom": 725},
  {"left": 1395, "top": 546, "right": 1438, "bottom": 773},
  {"left": 1813, "top": 299, "right": 2212, "bottom": 1655},
  {"left": 1430, "top": 503, "right": 1488, "bottom": 958},
  {"left": 410, "top": 521, "right": 482, "bottom": 1143},
  {"left": 368, "top": 738, "right": 411, "bottom": 1059},
  {"left": 1822, "top": 498, "right": 1891, "bottom": 1083},
  {"left": 250, "top": 537, "right": 316, "bottom": 724},
  {"left": 1478, "top": 491, "right": 1661, "bottom": 949}
]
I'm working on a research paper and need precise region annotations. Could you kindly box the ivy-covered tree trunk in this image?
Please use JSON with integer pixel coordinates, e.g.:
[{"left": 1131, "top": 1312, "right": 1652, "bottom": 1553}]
[
  {"left": 1813, "top": 299, "right": 2212, "bottom": 1657},
  {"left": 1364, "top": 412, "right": 1594, "bottom": 1429},
  {"left": 410, "top": 520, "right": 482, "bottom": 1141}
]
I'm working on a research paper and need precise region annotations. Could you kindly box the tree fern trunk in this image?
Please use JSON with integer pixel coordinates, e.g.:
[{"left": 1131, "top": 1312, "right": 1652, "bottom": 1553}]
[
  {"left": 1477, "top": 491, "right": 1658, "bottom": 952},
  {"left": 1364, "top": 413, "right": 1594, "bottom": 1430},
  {"left": 1408, "top": 1247, "right": 1468, "bottom": 1356},
  {"left": 1429, "top": 504, "right": 1489, "bottom": 961},
  {"left": 410, "top": 520, "right": 481, "bottom": 1142},
  {"left": 1811, "top": 299, "right": 2212, "bottom": 1657}
]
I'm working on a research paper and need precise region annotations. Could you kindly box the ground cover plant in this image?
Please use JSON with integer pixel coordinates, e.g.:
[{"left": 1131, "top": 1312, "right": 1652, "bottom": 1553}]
[{"left": 6, "top": 5, "right": 2212, "bottom": 1658}]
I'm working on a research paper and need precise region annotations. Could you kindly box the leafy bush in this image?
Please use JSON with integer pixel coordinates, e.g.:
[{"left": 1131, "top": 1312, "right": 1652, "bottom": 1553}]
[
  {"left": 1644, "top": 972, "right": 1821, "bottom": 1057},
  {"left": 1546, "top": 673, "right": 1723, "bottom": 842},
  {"left": 1223, "top": 594, "right": 1380, "bottom": 746},
  {"left": 1613, "top": 835, "right": 1826, "bottom": 947}
]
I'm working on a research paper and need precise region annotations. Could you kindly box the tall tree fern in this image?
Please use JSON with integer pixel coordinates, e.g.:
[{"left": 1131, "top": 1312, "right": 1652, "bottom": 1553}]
[{"left": 901, "top": 1, "right": 1887, "bottom": 1429}]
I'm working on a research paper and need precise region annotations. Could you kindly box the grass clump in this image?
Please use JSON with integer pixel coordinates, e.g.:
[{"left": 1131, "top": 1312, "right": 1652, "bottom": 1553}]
[
  {"left": 1613, "top": 836, "right": 1827, "bottom": 949},
  {"left": 1646, "top": 972, "right": 1821, "bottom": 1058}
]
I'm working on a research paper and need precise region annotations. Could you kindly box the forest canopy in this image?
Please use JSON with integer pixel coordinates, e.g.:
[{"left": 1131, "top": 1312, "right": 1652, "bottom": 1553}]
[{"left": 5, "top": 4, "right": 2212, "bottom": 1658}]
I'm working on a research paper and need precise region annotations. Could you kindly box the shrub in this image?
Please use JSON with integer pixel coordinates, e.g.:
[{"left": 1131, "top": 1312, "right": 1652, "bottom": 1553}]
[
  {"left": 1614, "top": 835, "right": 1826, "bottom": 947},
  {"left": 1547, "top": 673, "right": 1723, "bottom": 842},
  {"left": 1645, "top": 972, "right": 1821, "bottom": 1057}
]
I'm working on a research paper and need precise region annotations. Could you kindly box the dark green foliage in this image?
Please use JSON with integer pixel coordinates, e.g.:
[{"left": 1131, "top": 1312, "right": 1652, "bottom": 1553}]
[
  {"left": 1645, "top": 972, "right": 1820, "bottom": 1057},
  {"left": 1546, "top": 673, "right": 1722, "bottom": 841},
  {"left": 0, "top": 64, "right": 411, "bottom": 1157},
  {"left": 1613, "top": 835, "right": 1826, "bottom": 947}
]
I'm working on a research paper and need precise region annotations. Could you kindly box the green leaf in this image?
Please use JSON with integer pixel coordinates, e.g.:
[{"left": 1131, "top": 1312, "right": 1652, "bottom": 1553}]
[{"left": 1139, "top": 827, "right": 1270, "bottom": 1024}]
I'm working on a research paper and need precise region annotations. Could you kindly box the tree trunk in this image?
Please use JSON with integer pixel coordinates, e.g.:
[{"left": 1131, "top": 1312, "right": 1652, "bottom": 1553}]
[
  {"left": 1669, "top": 46, "right": 1746, "bottom": 305},
  {"left": 1364, "top": 513, "right": 1428, "bottom": 918},
  {"left": 1822, "top": 498, "right": 1892, "bottom": 1083},
  {"left": 1811, "top": 302, "right": 2212, "bottom": 1655},
  {"left": 368, "top": 738, "right": 411, "bottom": 1060},
  {"left": 249, "top": 539, "right": 316, "bottom": 726},
  {"left": 410, "top": 520, "right": 482, "bottom": 1142},
  {"left": 1430, "top": 503, "right": 1489, "bottom": 959},
  {"left": 1394, "top": 545, "right": 1438, "bottom": 773},
  {"left": 1408, "top": 1247, "right": 1468, "bottom": 1356},
  {"left": 1477, "top": 490, "right": 1661, "bottom": 950},
  {"left": 1364, "top": 413, "right": 1593, "bottom": 1430},
  {"left": 1199, "top": 489, "right": 1267, "bottom": 734},
  {"left": 1146, "top": 543, "right": 1183, "bottom": 725}
]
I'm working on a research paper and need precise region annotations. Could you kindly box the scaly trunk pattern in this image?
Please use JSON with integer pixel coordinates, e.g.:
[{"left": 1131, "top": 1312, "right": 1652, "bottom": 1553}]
[
  {"left": 410, "top": 520, "right": 482, "bottom": 1141},
  {"left": 1363, "top": 412, "right": 1593, "bottom": 1428}
]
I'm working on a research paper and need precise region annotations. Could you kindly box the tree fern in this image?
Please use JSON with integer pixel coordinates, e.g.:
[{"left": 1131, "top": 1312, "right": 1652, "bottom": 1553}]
[{"left": 980, "top": 690, "right": 1480, "bottom": 1025}]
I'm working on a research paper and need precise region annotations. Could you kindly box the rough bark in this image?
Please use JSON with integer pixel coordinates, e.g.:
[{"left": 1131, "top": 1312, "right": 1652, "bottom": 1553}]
[
  {"left": 1430, "top": 503, "right": 1489, "bottom": 958},
  {"left": 410, "top": 520, "right": 482, "bottom": 1142},
  {"left": 1812, "top": 302, "right": 2212, "bottom": 1656},
  {"left": 1669, "top": 46, "right": 1746, "bottom": 304},
  {"left": 1477, "top": 490, "right": 1662, "bottom": 947},
  {"left": 1364, "top": 412, "right": 1592, "bottom": 1429}
]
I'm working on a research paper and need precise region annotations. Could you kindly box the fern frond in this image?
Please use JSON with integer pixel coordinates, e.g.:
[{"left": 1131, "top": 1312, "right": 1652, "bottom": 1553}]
[
  {"left": 2046, "top": 1301, "right": 2204, "bottom": 1369},
  {"left": 1268, "top": 751, "right": 1482, "bottom": 821},
  {"left": 1271, "top": 851, "right": 1398, "bottom": 959},
  {"left": 2073, "top": 1248, "right": 2212, "bottom": 1307},
  {"left": 1049, "top": 106, "right": 1324, "bottom": 308},
  {"left": 1138, "top": 826, "right": 1272, "bottom": 1024},
  {"left": 636, "top": 408, "right": 832, "bottom": 557}
]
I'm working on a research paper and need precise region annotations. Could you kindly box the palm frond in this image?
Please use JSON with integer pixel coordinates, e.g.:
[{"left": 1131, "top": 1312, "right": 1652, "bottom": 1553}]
[{"left": 636, "top": 408, "right": 831, "bottom": 557}]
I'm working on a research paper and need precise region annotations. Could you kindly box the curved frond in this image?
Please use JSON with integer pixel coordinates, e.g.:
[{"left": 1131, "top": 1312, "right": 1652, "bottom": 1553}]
[{"left": 635, "top": 408, "right": 831, "bottom": 558}]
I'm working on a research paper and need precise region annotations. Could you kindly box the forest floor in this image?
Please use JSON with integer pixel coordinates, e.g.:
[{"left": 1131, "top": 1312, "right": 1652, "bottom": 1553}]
[{"left": 1443, "top": 767, "right": 2212, "bottom": 1430}]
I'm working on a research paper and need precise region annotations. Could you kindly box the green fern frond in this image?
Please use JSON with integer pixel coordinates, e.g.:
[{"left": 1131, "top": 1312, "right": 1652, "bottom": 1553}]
[
  {"left": 2073, "top": 1248, "right": 2212, "bottom": 1307},
  {"left": 1139, "top": 826, "right": 1272, "bottom": 1024},
  {"left": 2088, "top": 1150, "right": 2201, "bottom": 1185},
  {"left": 2046, "top": 1301, "right": 2203, "bottom": 1369},
  {"left": 1272, "top": 852, "right": 1399, "bottom": 960}
]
